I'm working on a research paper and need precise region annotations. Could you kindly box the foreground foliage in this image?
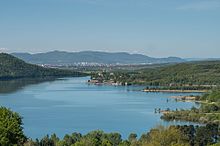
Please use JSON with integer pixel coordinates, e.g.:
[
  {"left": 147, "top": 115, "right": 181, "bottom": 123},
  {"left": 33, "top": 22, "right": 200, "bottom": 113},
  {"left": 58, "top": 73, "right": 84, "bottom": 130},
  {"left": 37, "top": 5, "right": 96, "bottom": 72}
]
[
  {"left": 24, "top": 124, "right": 220, "bottom": 146},
  {"left": 0, "top": 107, "right": 26, "bottom": 146}
]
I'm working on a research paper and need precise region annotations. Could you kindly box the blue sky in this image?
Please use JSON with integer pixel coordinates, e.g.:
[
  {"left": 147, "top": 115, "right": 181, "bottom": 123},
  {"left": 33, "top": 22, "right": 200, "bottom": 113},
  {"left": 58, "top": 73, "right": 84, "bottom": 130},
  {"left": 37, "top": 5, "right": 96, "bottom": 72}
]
[{"left": 0, "top": 0, "right": 220, "bottom": 58}]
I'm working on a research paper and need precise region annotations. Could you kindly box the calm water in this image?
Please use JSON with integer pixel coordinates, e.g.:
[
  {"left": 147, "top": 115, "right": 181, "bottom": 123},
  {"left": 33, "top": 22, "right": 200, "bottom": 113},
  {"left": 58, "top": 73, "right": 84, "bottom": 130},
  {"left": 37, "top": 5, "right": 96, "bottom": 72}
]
[{"left": 0, "top": 77, "right": 200, "bottom": 139}]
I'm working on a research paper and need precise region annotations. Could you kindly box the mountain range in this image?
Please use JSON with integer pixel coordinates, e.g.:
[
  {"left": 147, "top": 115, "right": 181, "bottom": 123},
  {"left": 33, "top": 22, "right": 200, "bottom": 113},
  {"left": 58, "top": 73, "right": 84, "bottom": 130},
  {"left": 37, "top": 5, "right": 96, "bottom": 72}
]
[{"left": 12, "top": 51, "right": 185, "bottom": 65}]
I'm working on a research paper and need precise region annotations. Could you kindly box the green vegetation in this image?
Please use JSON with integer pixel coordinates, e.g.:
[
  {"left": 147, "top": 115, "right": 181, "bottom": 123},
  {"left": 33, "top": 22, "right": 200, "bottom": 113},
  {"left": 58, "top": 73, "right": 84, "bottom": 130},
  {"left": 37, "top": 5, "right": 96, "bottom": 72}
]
[
  {"left": 161, "top": 90, "right": 220, "bottom": 124},
  {"left": 24, "top": 124, "right": 219, "bottom": 146},
  {"left": 0, "top": 107, "right": 26, "bottom": 146},
  {"left": 201, "top": 90, "right": 220, "bottom": 103},
  {"left": 0, "top": 53, "right": 86, "bottom": 80},
  {"left": 91, "top": 61, "right": 220, "bottom": 86}
]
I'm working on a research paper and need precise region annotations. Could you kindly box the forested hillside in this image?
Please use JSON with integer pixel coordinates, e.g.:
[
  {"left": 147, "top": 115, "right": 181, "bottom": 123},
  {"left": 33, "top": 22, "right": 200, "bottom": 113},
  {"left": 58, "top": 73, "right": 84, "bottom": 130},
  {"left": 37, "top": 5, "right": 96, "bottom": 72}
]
[
  {"left": 0, "top": 53, "right": 85, "bottom": 79},
  {"left": 136, "top": 61, "right": 220, "bottom": 85},
  {"left": 91, "top": 61, "right": 220, "bottom": 86}
]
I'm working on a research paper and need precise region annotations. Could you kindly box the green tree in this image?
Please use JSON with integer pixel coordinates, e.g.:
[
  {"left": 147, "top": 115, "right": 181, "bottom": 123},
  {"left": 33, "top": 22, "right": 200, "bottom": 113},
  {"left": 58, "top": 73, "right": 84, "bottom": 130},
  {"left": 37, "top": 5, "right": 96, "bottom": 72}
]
[
  {"left": 143, "top": 126, "right": 189, "bottom": 146},
  {"left": 40, "top": 135, "right": 54, "bottom": 146},
  {"left": 128, "top": 133, "right": 137, "bottom": 143},
  {"left": 101, "top": 139, "right": 112, "bottom": 146},
  {"left": 51, "top": 133, "right": 59, "bottom": 145},
  {"left": 194, "top": 124, "right": 219, "bottom": 146},
  {"left": 107, "top": 132, "right": 122, "bottom": 146},
  {"left": 0, "top": 107, "right": 26, "bottom": 146}
]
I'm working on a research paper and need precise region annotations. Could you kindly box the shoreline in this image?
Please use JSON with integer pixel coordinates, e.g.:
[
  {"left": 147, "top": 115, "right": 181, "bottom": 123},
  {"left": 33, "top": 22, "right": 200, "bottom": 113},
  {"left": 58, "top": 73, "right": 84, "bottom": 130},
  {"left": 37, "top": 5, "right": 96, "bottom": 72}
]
[
  {"left": 142, "top": 89, "right": 207, "bottom": 93},
  {"left": 89, "top": 80, "right": 209, "bottom": 94}
]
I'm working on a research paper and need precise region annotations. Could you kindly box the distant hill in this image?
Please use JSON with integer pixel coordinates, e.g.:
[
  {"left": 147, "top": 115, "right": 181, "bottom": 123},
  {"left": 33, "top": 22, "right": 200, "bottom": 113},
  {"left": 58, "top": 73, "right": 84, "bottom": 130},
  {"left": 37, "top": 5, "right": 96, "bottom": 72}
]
[
  {"left": 0, "top": 53, "right": 84, "bottom": 79},
  {"left": 12, "top": 51, "right": 185, "bottom": 65},
  {"left": 185, "top": 58, "right": 220, "bottom": 62}
]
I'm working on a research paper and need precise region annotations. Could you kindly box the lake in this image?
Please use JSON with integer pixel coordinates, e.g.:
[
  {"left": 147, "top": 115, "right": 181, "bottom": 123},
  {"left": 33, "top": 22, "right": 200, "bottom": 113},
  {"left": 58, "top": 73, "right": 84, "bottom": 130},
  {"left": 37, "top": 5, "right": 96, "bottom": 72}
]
[{"left": 0, "top": 77, "right": 200, "bottom": 139}]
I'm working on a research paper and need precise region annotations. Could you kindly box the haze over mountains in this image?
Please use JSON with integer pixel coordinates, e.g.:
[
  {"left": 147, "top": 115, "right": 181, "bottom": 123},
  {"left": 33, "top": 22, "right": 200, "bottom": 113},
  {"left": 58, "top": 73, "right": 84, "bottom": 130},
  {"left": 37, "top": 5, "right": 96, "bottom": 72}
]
[{"left": 12, "top": 51, "right": 185, "bottom": 65}]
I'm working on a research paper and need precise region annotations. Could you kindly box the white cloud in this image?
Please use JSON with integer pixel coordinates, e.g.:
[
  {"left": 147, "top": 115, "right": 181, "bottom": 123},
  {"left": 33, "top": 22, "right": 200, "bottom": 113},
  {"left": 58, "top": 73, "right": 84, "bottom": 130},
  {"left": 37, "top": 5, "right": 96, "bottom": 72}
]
[
  {"left": 0, "top": 48, "right": 9, "bottom": 53},
  {"left": 177, "top": 1, "right": 220, "bottom": 11}
]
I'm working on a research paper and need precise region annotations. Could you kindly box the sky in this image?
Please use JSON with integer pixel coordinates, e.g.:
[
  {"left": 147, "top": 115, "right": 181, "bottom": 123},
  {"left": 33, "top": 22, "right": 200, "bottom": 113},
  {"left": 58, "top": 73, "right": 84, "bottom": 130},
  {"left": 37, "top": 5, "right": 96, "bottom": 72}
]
[{"left": 0, "top": 0, "right": 220, "bottom": 58}]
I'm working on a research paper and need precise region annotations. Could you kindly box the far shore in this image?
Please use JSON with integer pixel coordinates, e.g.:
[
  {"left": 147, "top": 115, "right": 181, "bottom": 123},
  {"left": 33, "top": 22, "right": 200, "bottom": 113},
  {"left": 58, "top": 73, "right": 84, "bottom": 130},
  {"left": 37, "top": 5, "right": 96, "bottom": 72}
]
[{"left": 142, "top": 89, "right": 207, "bottom": 93}]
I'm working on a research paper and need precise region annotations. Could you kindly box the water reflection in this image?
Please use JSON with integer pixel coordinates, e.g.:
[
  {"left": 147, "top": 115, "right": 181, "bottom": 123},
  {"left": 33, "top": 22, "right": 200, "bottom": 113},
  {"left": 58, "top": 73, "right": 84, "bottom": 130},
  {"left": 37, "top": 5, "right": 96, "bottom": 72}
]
[{"left": 0, "top": 77, "right": 57, "bottom": 94}]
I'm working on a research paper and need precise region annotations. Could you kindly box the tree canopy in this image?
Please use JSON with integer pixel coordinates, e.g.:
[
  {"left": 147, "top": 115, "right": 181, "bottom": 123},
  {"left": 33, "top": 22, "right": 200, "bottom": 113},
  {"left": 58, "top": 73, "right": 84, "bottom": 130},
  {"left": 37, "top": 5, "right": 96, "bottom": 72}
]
[{"left": 0, "top": 107, "right": 26, "bottom": 146}]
